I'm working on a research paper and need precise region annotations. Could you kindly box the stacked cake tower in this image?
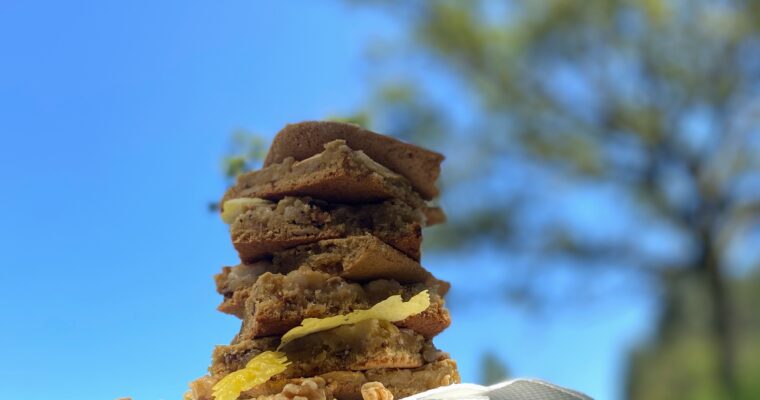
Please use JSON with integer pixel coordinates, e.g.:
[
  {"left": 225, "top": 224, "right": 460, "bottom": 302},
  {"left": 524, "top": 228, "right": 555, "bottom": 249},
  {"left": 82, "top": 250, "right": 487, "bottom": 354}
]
[{"left": 187, "top": 122, "right": 460, "bottom": 400}]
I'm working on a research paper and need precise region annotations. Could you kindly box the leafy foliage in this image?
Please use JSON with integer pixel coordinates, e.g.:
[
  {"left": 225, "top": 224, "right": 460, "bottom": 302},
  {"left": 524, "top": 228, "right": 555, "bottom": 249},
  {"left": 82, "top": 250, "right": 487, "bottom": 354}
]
[{"left": 223, "top": 130, "right": 267, "bottom": 181}]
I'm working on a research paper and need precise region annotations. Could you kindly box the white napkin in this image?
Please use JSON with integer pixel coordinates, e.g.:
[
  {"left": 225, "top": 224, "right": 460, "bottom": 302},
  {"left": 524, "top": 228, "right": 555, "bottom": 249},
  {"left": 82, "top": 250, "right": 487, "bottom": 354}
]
[{"left": 400, "top": 379, "right": 593, "bottom": 400}]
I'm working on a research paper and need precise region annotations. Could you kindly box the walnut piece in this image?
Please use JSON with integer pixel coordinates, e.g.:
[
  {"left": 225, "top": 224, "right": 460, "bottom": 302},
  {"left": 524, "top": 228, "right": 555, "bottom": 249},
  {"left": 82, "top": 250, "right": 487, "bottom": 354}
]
[
  {"left": 273, "top": 378, "right": 329, "bottom": 400},
  {"left": 361, "top": 382, "right": 394, "bottom": 400}
]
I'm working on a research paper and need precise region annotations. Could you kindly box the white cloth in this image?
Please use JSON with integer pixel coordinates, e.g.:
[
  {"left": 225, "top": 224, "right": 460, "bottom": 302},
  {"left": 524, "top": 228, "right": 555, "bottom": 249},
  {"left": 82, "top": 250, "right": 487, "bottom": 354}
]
[{"left": 400, "top": 379, "right": 592, "bottom": 400}]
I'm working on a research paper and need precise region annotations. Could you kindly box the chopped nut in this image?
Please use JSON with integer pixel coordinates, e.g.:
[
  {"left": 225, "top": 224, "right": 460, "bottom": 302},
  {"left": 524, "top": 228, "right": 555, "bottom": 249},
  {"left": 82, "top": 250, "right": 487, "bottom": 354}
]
[
  {"left": 361, "top": 382, "right": 394, "bottom": 400},
  {"left": 273, "top": 378, "right": 329, "bottom": 400},
  {"left": 222, "top": 197, "right": 273, "bottom": 224}
]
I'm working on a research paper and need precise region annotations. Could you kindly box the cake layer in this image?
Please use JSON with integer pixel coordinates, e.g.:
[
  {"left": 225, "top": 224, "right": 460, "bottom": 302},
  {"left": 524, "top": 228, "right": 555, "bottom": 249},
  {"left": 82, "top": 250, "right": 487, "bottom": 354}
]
[
  {"left": 228, "top": 197, "right": 424, "bottom": 262},
  {"left": 235, "top": 269, "right": 450, "bottom": 340},
  {"left": 222, "top": 140, "right": 441, "bottom": 220},
  {"left": 273, "top": 235, "right": 445, "bottom": 285},
  {"left": 264, "top": 121, "right": 444, "bottom": 200},
  {"left": 185, "top": 360, "right": 460, "bottom": 400},
  {"left": 212, "top": 319, "right": 446, "bottom": 378},
  {"left": 215, "top": 235, "right": 450, "bottom": 318}
]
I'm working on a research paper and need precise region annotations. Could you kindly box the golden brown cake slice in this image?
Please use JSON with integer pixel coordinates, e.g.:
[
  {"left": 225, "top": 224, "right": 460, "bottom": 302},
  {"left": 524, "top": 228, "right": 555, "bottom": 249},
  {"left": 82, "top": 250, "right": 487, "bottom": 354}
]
[
  {"left": 214, "top": 235, "right": 450, "bottom": 317},
  {"left": 235, "top": 269, "right": 450, "bottom": 340},
  {"left": 273, "top": 235, "right": 446, "bottom": 286},
  {"left": 222, "top": 140, "right": 442, "bottom": 221},
  {"left": 226, "top": 197, "right": 424, "bottom": 262},
  {"left": 212, "top": 320, "right": 446, "bottom": 378},
  {"left": 185, "top": 360, "right": 460, "bottom": 400},
  {"left": 263, "top": 121, "right": 444, "bottom": 200}
]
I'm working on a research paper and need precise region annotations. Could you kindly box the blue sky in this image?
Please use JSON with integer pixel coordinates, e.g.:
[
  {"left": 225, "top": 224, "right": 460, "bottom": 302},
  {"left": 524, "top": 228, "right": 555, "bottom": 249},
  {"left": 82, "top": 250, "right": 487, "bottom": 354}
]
[{"left": 0, "top": 2, "right": 652, "bottom": 399}]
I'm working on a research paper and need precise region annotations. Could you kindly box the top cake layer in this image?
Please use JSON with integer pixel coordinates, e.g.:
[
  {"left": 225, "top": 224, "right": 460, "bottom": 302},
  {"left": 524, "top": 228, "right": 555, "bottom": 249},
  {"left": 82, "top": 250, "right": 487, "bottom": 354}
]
[
  {"left": 264, "top": 121, "right": 444, "bottom": 200},
  {"left": 224, "top": 139, "right": 428, "bottom": 207}
]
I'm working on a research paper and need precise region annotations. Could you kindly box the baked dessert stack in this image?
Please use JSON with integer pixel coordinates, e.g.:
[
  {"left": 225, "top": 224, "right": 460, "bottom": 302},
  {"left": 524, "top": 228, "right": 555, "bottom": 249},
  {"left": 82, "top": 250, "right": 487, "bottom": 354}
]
[{"left": 186, "top": 121, "right": 460, "bottom": 400}]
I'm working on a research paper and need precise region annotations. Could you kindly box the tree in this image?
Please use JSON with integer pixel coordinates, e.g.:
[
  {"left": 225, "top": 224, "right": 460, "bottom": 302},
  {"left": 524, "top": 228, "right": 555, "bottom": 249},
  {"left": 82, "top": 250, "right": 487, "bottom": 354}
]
[
  {"left": 339, "top": 1, "right": 760, "bottom": 399},
  {"left": 626, "top": 269, "right": 760, "bottom": 400}
]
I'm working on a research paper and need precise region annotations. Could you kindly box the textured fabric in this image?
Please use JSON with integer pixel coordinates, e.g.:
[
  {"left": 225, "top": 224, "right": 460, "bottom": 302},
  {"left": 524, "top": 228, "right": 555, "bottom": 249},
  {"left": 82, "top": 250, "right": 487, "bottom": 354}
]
[{"left": 401, "top": 379, "right": 593, "bottom": 400}]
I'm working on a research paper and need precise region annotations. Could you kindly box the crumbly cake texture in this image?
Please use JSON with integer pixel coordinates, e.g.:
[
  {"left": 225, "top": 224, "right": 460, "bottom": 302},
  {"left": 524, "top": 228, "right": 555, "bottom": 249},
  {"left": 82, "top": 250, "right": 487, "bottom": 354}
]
[
  {"left": 185, "top": 360, "right": 460, "bottom": 400},
  {"left": 234, "top": 269, "right": 451, "bottom": 340},
  {"left": 212, "top": 319, "right": 448, "bottom": 378},
  {"left": 229, "top": 197, "right": 424, "bottom": 262},
  {"left": 250, "top": 359, "right": 459, "bottom": 400},
  {"left": 215, "top": 235, "right": 450, "bottom": 318},
  {"left": 264, "top": 121, "right": 444, "bottom": 200},
  {"left": 215, "top": 260, "right": 272, "bottom": 317}
]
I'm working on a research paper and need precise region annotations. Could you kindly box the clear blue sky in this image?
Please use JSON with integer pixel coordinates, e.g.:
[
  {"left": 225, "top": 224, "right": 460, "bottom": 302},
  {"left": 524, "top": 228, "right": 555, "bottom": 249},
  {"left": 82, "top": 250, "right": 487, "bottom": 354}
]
[{"left": 0, "top": 2, "right": 652, "bottom": 399}]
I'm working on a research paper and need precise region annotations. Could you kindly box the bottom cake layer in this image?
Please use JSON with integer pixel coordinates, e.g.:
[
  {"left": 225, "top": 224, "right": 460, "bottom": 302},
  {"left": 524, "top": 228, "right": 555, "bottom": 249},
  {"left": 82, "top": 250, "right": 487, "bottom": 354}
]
[{"left": 185, "top": 359, "right": 460, "bottom": 400}]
